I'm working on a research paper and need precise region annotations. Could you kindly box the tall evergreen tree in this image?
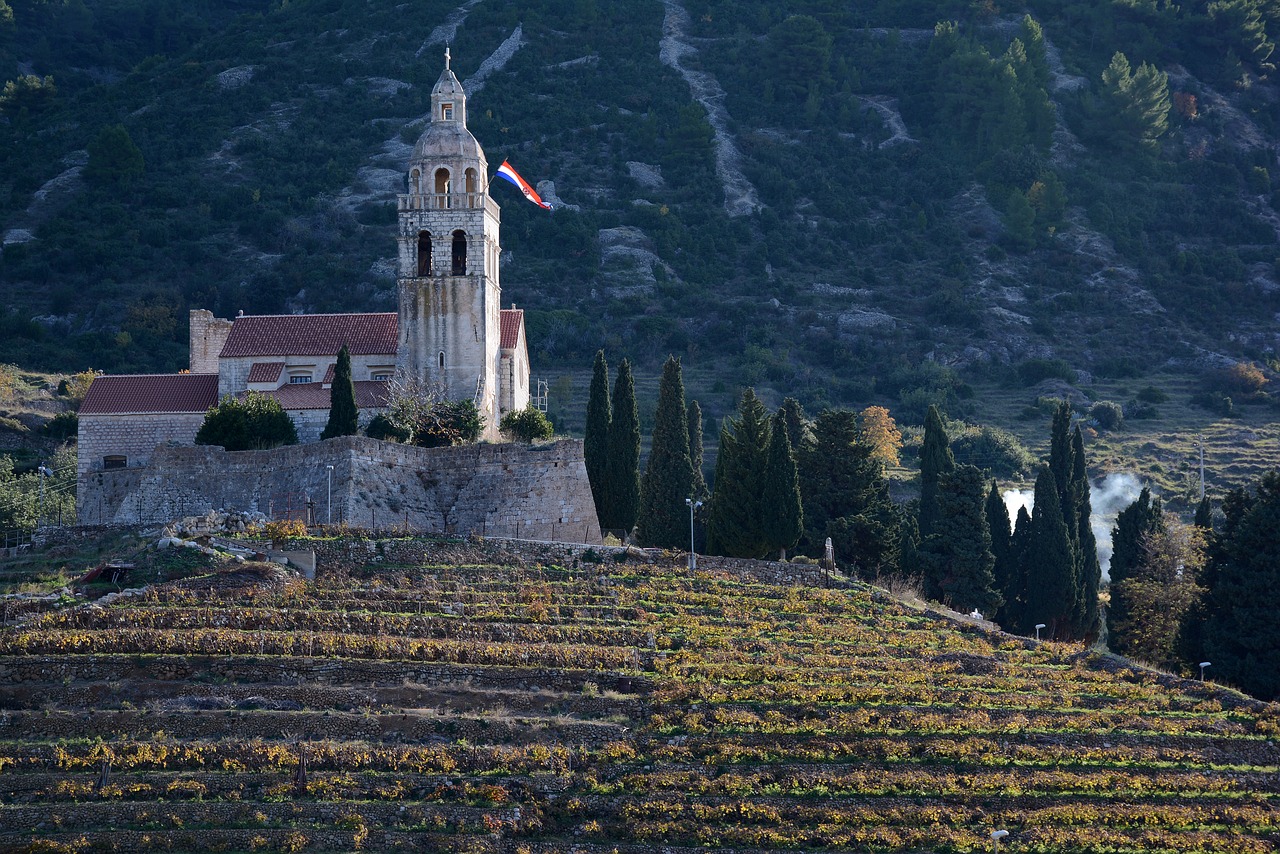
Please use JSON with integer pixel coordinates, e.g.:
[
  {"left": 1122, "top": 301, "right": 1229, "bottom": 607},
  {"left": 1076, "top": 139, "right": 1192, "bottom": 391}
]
[
  {"left": 1071, "top": 427, "right": 1102, "bottom": 640},
  {"left": 1108, "top": 487, "right": 1164, "bottom": 655},
  {"left": 762, "top": 410, "right": 804, "bottom": 560},
  {"left": 1048, "top": 401, "right": 1075, "bottom": 526},
  {"left": 1003, "top": 505, "right": 1033, "bottom": 632},
  {"left": 778, "top": 397, "right": 814, "bottom": 456},
  {"left": 1198, "top": 472, "right": 1280, "bottom": 700},
  {"left": 1194, "top": 495, "right": 1213, "bottom": 530},
  {"left": 321, "top": 345, "right": 359, "bottom": 440},
  {"left": 1024, "top": 465, "right": 1077, "bottom": 639},
  {"left": 636, "top": 357, "right": 694, "bottom": 548},
  {"left": 799, "top": 409, "right": 899, "bottom": 575},
  {"left": 688, "top": 399, "right": 707, "bottom": 500},
  {"left": 986, "top": 480, "right": 1016, "bottom": 623},
  {"left": 918, "top": 405, "right": 955, "bottom": 540},
  {"left": 933, "top": 464, "right": 1001, "bottom": 616},
  {"left": 584, "top": 350, "right": 611, "bottom": 524},
  {"left": 706, "top": 388, "right": 771, "bottom": 558},
  {"left": 604, "top": 359, "right": 640, "bottom": 535}
]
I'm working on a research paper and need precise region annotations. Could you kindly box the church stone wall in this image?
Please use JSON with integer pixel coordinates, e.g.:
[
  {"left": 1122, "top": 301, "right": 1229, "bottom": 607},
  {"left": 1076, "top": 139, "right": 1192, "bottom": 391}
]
[
  {"left": 188, "top": 310, "right": 233, "bottom": 374},
  {"left": 76, "top": 413, "right": 207, "bottom": 480},
  {"left": 78, "top": 436, "right": 602, "bottom": 542}
]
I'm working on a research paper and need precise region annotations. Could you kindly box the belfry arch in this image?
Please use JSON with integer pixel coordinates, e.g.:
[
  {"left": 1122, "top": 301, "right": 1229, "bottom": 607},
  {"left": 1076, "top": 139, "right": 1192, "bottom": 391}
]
[
  {"left": 452, "top": 230, "right": 467, "bottom": 275},
  {"left": 416, "top": 231, "right": 432, "bottom": 276}
]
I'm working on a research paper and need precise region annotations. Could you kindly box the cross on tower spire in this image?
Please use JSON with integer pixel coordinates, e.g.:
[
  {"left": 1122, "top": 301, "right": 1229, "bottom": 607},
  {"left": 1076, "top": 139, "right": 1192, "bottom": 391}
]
[{"left": 445, "top": 45, "right": 451, "bottom": 71}]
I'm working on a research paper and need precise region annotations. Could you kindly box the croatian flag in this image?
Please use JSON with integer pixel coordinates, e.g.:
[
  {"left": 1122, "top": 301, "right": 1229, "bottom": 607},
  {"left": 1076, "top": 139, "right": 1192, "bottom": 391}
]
[{"left": 495, "top": 160, "right": 552, "bottom": 210}]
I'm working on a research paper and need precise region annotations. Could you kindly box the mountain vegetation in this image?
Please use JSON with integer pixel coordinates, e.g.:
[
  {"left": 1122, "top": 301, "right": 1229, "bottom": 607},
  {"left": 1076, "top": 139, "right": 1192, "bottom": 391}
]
[{"left": 2, "top": 0, "right": 1279, "bottom": 491}]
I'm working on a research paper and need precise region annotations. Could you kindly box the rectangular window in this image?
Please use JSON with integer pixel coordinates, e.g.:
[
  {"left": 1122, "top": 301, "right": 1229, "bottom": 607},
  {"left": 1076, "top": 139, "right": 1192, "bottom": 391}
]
[
  {"left": 441, "top": 103, "right": 453, "bottom": 121},
  {"left": 289, "top": 375, "right": 312, "bottom": 384},
  {"left": 103, "top": 455, "right": 127, "bottom": 470},
  {"left": 372, "top": 373, "right": 392, "bottom": 381}
]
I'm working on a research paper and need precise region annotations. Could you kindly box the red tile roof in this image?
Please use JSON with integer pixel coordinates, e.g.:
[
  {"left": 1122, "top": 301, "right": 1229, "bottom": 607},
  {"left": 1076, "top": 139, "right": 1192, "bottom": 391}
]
[
  {"left": 322, "top": 363, "right": 336, "bottom": 385},
  {"left": 251, "top": 381, "right": 390, "bottom": 411},
  {"left": 220, "top": 313, "right": 398, "bottom": 358},
  {"left": 499, "top": 308, "right": 524, "bottom": 350},
  {"left": 80, "top": 374, "right": 220, "bottom": 416},
  {"left": 246, "top": 362, "right": 284, "bottom": 384}
]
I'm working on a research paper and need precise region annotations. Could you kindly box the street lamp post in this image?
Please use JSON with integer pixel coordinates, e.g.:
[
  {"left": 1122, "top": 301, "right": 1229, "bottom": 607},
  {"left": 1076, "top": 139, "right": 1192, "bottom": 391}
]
[
  {"left": 36, "top": 462, "right": 50, "bottom": 528},
  {"left": 1199, "top": 661, "right": 1211, "bottom": 680},
  {"left": 990, "top": 830, "right": 1010, "bottom": 852},
  {"left": 325, "top": 465, "right": 334, "bottom": 526},
  {"left": 1034, "top": 623, "right": 1046, "bottom": 642},
  {"left": 684, "top": 498, "right": 703, "bottom": 571}
]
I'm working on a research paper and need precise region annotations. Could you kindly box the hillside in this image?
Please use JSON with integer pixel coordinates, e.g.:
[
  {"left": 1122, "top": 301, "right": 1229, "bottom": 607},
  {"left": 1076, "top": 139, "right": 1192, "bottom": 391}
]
[
  {"left": 2, "top": 0, "right": 1280, "bottom": 486},
  {"left": 1, "top": 533, "right": 1278, "bottom": 852}
]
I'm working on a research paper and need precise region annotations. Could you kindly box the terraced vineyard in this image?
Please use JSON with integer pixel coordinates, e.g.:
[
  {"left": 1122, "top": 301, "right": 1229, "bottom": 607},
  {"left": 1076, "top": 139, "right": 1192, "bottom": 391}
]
[{"left": 1, "top": 541, "right": 1277, "bottom": 852}]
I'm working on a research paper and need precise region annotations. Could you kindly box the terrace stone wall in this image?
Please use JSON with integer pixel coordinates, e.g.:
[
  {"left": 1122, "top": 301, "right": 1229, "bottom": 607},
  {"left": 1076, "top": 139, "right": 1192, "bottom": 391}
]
[{"left": 77, "top": 436, "right": 602, "bottom": 543}]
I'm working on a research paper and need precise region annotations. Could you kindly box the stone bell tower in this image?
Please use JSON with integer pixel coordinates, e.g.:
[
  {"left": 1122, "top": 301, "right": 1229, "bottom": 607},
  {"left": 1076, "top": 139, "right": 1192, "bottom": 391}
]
[{"left": 396, "top": 49, "right": 503, "bottom": 439}]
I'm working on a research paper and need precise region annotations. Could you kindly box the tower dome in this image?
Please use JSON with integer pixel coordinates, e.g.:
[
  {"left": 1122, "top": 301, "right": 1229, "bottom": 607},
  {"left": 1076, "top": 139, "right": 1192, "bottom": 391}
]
[{"left": 410, "top": 47, "right": 486, "bottom": 167}]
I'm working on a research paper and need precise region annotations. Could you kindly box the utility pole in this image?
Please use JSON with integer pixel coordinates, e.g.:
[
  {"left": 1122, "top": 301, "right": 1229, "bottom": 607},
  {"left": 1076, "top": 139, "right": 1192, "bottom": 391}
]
[
  {"left": 36, "top": 462, "right": 50, "bottom": 528},
  {"left": 1199, "top": 437, "right": 1206, "bottom": 501}
]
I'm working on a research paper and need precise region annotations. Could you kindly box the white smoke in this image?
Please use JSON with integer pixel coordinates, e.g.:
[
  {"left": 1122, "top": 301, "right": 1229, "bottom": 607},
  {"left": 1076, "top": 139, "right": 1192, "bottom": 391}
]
[{"left": 999, "top": 473, "right": 1145, "bottom": 579}]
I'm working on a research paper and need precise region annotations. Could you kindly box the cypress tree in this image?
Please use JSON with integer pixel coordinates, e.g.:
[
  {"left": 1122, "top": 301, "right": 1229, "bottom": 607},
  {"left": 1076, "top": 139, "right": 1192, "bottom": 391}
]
[
  {"left": 1003, "top": 505, "right": 1033, "bottom": 633},
  {"left": 762, "top": 410, "right": 804, "bottom": 560},
  {"left": 604, "top": 359, "right": 640, "bottom": 535},
  {"left": 636, "top": 356, "right": 694, "bottom": 548},
  {"left": 584, "top": 350, "right": 611, "bottom": 524},
  {"left": 933, "top": 464, "right": 1001, "bottom": 616},
  {"left": 321, "top": 345, "right": 359, "bottom": 440},
  {"left": 778, "top": 396, "right": 813, "bottom": 455},
  {"left": 1200, "top": 472, "right": 1280, "bottom": 700},
  {"left": 706, "top": 388, "right": 771, "bottom": 558},
  {"left": 688, "top": 399, "right": 707, "bottom": 500},
  {"left": 918, "top": 405, "right": 955, "bottom": 540},
  {"left": 1194, "top": 495, "right": 1213, "bottom": 530},
  {"left": 1108, "top": 487, "right": 1163, "bottom": 655},
  {"left": 1047, "top": 401, "right": 1074, "bottom": 527},
  {"left": 1071, "top": 427, "right": 1102, "bottom": 640},
  {"left": 1025, "top": 465, "right": 1077, "bottom": 639},
  {"left": 986, "top": 480, "right": 1016, "bottom": 623}
]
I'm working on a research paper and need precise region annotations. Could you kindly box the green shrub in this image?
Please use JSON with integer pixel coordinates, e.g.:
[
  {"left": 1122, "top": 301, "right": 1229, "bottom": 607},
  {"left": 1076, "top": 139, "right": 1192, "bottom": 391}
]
[
  {"left": 365, "top": 413, "right": 410, "bottom": 443},
  {"left": 194, "top": 392, "right": 298, "bottom": 451},
  {"left": 1136, "top": 385, "right": 1169, "bottom": 403},
  {"left": 42, "top": 410, "right": 77, "bottom": 440},
  {"left": 950, "top": 424, "right": 1038, "bottom": 478},
  {"left": 1190, "top": 390, "right": 1233, "bottom": 416},
  {"left": 500, "top": 404, "right": 554, "bottom": 442},
  {"left": 1089, "top": 400, "right": 1125, "bottom": 430},
  {"left": 1015, "top": 357, "right": 1075, "bottom": 386}
]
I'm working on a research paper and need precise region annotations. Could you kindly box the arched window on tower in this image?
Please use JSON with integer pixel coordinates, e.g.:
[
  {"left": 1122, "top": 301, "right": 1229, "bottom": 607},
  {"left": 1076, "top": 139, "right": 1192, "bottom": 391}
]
[
  {"left": 465, "top": 168, "right": 478, "bottom": 206},
  {"left": 435, "top": 168, "right": 451, "bottom": 208},
  {"left": 438, "top": 351, "right": 446, "bottom": 370},
  {"left": 409, "top": 168, "right": 421, "bottom": 196},
  {"left": 452, "top": 230, "right": 467, "bottom": 275},
  {"left": 417, "top": 231, "right": 432, "bottom": 276}
]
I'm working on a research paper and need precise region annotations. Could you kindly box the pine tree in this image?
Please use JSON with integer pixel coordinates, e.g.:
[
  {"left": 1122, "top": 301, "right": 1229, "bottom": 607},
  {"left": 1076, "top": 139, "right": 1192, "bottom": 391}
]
[
  {"left": 321, "top": 345, "right": 359, "bottom": 440},
  {"left": 799, "top": 409, "right": 899, "bottom": 575},
  {"left": 688, "top": 399, "right": 707, "bottom": 500},
  {"left": 584, "top": 350, "right": 611, "bottom": 525},
  {"left": 636, "top": 356, "right": 694, "bottom": 548},
  {"left": 1024, "top": 465, "right": 1077, "bottom": 639},
  {"left": 1071, "top": 427, "right": 1102, "bottom": 640},
  {"left": 706, "top": 388, "right": 771, "bottom": 558},
  {"left": 1199, "top": 472, "right": 1280, "bottom": 700},
  {"left": 604, "top": 359, "right": 640, "bottom": 535},
  {"left": 1108, "top": 487, "right": 1164, "bottom": 655},
  {"left": 918, "top": 405, "right": 955, "bottom": 540},
  {"left": 933, "top": 464, "right": 1001, "bottom": 616},
  {"left": 1003, "top": 505, "right": 1033, "bottom": 633},
  {"left": 762, "top": 410, "right": 803, "bottom": 560}
]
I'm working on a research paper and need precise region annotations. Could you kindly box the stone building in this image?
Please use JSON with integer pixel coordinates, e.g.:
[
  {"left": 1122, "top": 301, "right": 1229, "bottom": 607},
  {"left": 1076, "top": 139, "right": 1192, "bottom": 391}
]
[{"left": 77, "top": 54, "right": 539, "bottom": 522}]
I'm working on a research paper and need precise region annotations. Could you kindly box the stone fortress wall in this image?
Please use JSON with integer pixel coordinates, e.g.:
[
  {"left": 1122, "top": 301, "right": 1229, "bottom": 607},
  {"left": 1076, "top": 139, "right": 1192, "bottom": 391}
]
[{"left": 78, "top": 436, "right": 602, "bottom": 544}]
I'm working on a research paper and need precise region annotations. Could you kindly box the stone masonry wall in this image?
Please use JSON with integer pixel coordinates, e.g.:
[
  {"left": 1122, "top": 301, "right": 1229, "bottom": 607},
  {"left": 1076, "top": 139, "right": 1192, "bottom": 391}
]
[
  {"left": 76, "top": 413, "right": 208, "bottom": 480},
  {"left": 78, "top": 436, "right": 602, "bottom": 542},
  {"left": 188, "top": 309, "right": 233, "bottom": 374}
]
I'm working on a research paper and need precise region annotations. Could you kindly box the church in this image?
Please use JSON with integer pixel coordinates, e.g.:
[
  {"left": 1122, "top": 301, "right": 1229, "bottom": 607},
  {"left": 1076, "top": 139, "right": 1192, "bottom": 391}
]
[{"left": 77, "top": 53, "right": 532, "bottom": 496}]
